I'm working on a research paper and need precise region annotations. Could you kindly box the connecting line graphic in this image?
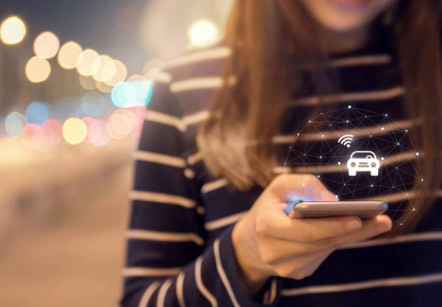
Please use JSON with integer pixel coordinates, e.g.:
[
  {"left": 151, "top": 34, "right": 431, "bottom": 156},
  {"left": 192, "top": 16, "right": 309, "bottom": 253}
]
[{"left": 282, "top": 105, "right": 424, "bottom": 227}]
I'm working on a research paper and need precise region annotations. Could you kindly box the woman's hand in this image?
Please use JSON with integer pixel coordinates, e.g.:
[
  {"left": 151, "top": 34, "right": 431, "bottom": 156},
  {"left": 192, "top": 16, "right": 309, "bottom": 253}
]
[{"left": 232, "top": 174, "right": 392, "bottom": 295}]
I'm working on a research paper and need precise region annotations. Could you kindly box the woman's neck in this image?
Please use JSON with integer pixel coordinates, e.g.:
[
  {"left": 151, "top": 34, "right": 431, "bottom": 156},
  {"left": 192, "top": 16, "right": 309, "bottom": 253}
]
[{"left": 318, "top": 25, "right": 371, "bottom": 55}]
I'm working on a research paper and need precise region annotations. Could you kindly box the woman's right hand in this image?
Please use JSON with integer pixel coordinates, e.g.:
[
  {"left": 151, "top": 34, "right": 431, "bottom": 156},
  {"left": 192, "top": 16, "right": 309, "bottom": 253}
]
[{"left": 231, "top": 174, "right": 392, "bottom": 295}]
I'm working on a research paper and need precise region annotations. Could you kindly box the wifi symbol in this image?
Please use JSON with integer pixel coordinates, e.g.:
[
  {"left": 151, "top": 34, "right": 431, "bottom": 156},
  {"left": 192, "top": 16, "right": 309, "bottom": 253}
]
[{"left": 338, "top": 134, "right": 354, "bottom": 148}]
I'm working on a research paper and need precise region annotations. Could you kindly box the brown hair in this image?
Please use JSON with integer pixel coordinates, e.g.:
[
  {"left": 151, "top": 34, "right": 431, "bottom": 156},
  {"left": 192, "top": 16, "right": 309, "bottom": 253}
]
[{"left": 197, "top": 0, "right": 442, "bottom": 233}]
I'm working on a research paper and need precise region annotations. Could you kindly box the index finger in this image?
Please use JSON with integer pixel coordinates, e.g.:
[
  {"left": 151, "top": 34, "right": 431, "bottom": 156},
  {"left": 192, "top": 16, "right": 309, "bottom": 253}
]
[{"left": 270, "top": 174, "right": 337, "bottom": 202}]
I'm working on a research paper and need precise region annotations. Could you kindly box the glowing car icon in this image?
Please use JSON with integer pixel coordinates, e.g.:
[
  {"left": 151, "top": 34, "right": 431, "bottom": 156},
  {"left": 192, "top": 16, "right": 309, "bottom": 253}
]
[{"left": 347, "top": 151, "right": 380, "bottom": 176}]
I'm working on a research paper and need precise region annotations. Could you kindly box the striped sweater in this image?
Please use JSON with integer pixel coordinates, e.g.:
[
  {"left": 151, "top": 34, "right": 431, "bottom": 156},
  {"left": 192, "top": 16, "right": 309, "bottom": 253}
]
[{"left": 121, "top": 34, "right": 442, "bottom": 307}]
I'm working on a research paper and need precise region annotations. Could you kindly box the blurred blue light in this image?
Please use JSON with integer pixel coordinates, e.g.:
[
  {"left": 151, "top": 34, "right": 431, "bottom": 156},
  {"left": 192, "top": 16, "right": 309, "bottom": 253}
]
[
  {"left": 81, "top": 91, "right": 110, "bottom": 117},
  {"left": 111, "top": 82, "right": 136, "bottom": 108},
  {"left": 111, "top": 81, "right": 153, "bottom": 108},
  {"left": 53, "top": 98, "right": 81, "bottom": 122},
  {"left": 25, "top": 102, "right": 50, "bottom": 125},
  {"left": 5, "top": 112, "right": 27, "bottom": 139},
  {"left": 78, "top": 102, "right": 99, "bottom": 117}
]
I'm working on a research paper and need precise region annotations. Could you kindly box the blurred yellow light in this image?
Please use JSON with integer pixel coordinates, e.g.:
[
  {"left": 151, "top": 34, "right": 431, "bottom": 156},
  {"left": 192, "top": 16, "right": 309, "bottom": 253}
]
[
  {"left": 0, "top": 16, "right": 26, "bottom": 45},
  {"left": 25, "top": 56, "right": 51, "bottom": 83},
  {"left": 76, "top": 49, "right": 100, "bottom": 76},
  {"left": 105, "top": 59, "right": 127, "bottom": 86},
  {"left": 92, "top": 55, "right": 116, "bottom": 82},
  {"left": 79, "top": 75, "right": 97, "bottom": 90},
  {"left": 58, "top": 41, "right": 82, "bottom": 69},
  {"left": 62, "top": 117, "right": 88, "bottom": 145},
  {"left": 33, "top": 31, "right": 60, "bottom": 59},
  {"left": 188, "top": 19, "right": 219, "bottom": 48}
]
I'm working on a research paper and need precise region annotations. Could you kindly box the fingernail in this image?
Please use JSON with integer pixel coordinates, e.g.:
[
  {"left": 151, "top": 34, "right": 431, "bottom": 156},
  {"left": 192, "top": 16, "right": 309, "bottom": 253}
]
[
  {"left": 378, "top": 222, "right": 392, "bottom": 233},
  {"left": 346, "top": 219, "right": 362, "bottom": 231}
]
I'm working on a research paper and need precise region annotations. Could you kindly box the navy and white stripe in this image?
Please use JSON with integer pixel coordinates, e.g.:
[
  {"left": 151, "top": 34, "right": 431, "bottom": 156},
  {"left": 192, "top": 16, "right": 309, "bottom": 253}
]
[{"left": 121, "top": 37, "right": 442, "bottom": 307}]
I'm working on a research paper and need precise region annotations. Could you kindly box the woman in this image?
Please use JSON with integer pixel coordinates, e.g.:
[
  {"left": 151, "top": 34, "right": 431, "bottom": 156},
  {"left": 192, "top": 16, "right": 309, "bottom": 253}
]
[{"left": 121, "top": 0, "right": 442, "bottom": 306}]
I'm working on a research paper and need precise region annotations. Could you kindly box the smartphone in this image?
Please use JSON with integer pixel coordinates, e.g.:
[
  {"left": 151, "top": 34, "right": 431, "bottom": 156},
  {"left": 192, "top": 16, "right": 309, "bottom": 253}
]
[{"left": 287, "top": 200, "right": 388, "bottom": 219}]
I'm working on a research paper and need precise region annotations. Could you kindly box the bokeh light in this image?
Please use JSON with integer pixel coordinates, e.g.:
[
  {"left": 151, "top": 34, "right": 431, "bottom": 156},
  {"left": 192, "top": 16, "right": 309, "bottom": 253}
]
[
  {"left": 79, "top": 75, "right": 97, "bottom": 90},
  {"left": 21, "top": 124, "right": 45, "bottom": 148},
  {"left": 188, "top": 19, "right": 219, "bottom": 48},
  {"left": 25, "top": 56, "right": 51, "bottom": 83},
  {"left": 0, "top": 16, "right": 26, "bottom": 45},
  {"left": 62, "top": 117, "right": 88, "bottom": 145},
  {"left": 81, "top": 92, "right": 109, "bottom": 118},
  {"left": 42, "top": 119, "right": 63, "bottom": 146},
  {"left": 111, "top": 81, "right": 153, "bottom": 108},
  {"left": 58, "top": 41, "right": 82, "bottom": 69},
  {"left": 81, "top": 117, "right": 98, "bottom": 144},
  {"left": 128, "top": 107, "right": 147, "bottom": 136},
  {"left": 106, "top": 109, "right": 136, "bottom": 139},
  {"left": 25, "top": 102, "right": 50, "bottom": 125},
  {"left": 53, "top": 98, "right": 81, "bottom": 122},
  {"left": 33, "top": 31, "right": 60, "bottom": 59},
  {"left": 92, "top": 55, "right": 116, "bottom": 82},
  {"left": 89, "top": 119, "right": 111, "bottom": 147},
  {"left": 127, "top": 74, "right": 145, "bottom": 82},
  {"left": 76, "top": 49, "right": 100, "bottom": 76},
  {"left": 5, "top": 112, "right": 27, "bottom": 139},
  {"left": 105, "top": 59, "right": 127, "bottom": 86},
  {"left": 78, "top": 101, "right": 99, "bottom": 118},
  {"left": 95, "top": 80, "right": 113, "bottom": 93}
]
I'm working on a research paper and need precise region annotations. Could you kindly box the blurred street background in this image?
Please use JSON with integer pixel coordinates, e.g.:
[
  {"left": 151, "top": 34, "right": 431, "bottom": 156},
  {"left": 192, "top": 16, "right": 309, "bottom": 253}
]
[{"left": 0, "top": 0, "right": 231, "bottom": 305}]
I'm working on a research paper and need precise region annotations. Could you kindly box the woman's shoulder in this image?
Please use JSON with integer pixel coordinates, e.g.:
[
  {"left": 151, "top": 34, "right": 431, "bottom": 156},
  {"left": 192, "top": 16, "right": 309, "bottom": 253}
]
[
  {"left": 149, "top": 41, "right": 230, "bottom": 119},
  {"left": 160, "top": 41, "right": 230, "bottom": 82}
]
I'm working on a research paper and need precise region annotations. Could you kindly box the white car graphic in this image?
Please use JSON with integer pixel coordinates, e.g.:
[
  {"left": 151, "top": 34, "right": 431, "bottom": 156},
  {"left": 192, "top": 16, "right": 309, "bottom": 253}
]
[{"left": 347, "top": 151, "right": 380, "bottom": 176}]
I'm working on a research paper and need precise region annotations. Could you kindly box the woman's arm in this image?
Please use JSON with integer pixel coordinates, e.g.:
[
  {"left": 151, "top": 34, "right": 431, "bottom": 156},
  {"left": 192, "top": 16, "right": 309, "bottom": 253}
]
[{"left": 120, "top": 80, "right": 280, "bottom": 307}]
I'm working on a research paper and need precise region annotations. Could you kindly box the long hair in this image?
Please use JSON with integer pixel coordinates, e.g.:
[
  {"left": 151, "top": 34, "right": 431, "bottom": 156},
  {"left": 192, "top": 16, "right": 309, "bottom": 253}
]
[{"left": 197, "top": 0, "right": 442, "bottom": 233}]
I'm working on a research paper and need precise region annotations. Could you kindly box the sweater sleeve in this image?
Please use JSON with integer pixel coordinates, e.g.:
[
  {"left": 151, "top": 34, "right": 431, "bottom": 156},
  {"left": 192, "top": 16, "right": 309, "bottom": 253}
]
[{"left": 120, "top": 78, "right": 282, "bottom": 307}]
